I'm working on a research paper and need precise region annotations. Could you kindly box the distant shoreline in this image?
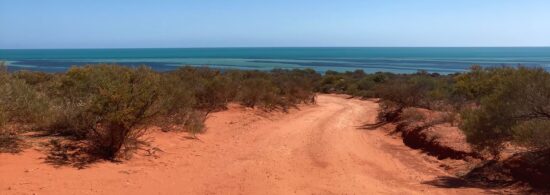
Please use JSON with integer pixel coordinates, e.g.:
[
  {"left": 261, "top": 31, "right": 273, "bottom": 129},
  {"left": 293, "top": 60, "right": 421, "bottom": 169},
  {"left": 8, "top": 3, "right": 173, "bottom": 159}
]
[
  {"left": 2, "top": 47, "right": 550, "bottom": 74},
  {"left": 2, "top": 46, "right": 550, "bottom": 50}
]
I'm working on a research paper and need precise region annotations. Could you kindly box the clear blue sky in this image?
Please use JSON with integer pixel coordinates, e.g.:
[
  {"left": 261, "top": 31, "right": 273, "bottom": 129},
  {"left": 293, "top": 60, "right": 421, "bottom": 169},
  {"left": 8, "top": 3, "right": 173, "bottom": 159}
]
[{"left": 1, "top": 0, "right": 550, "bottom": 49}]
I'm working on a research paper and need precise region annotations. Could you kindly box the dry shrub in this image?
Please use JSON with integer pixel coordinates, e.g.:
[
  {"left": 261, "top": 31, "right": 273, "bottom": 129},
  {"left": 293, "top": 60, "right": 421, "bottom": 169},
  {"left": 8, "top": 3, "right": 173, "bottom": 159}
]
[
  {"left": 439, "top": 112, "right": 459, "bottom": 126},
  {"left": 0, "top": 74, "right": 49, "bottom": 127},
  {"left": 376, "top": 101, "right": 403, "bottom": 123},
  {"left": 237, "top": 77, "right": 279, "bottom": 110},
  {"left": 460, "top": 67, "right": 550, "bottom": 156},
  {"left": 46, "top": 65, "right": 160, "bottom": 159},
  {"left": 512, "top": 120, "right": 550, "bottom": 151},
  {"left": 400, "top": 108, "right": 427, "bottom": 124},
  {"left": 185, "top": 111, "right": 207, "bottom": 138}
]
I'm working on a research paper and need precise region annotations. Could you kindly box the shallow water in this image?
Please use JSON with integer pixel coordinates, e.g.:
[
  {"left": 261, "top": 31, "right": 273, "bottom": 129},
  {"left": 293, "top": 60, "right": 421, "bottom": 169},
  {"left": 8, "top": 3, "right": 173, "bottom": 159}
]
[{"left": 1, "top": 47, "right": 549, "bottom": 73}]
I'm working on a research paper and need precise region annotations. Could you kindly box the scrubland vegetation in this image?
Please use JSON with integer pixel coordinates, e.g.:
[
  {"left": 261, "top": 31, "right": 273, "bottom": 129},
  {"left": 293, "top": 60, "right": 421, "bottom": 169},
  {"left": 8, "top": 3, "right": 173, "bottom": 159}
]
[
  {"left": 0, "top": 61, "right": 548, "bottom": 186},
  {"left": 321, "top": 65, "right": 550, "bottom": 188},
  {"left": 0, "top": 63, "right": 317, "bottom": 159},
  {"left": 323, "top": 66, "right": 550, "bottom": 157}
]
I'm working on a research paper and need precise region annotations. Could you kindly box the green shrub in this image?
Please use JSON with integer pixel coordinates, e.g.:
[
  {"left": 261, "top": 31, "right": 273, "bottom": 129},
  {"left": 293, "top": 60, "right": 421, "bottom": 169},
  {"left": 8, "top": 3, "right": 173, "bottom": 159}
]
[
  {"left": 0, "top": 62, "right": 37, "bottom": 153},
  {"left": 0, "top": 74, "right": 48, "bottom": 127},
  {"left": 2, "top": 62, "right": 549, "bottom": 164},
  {"left": 172, "top": 67, "right": 233, "bottom": 113},
  {"left": 460, "top": 67, "right": 550, "bottom": 156},
  {"left": 229, "top": 69, "right": 319, "bottom": 111},
  {"left": 512, "top": 120, "right": 550, "bottom": 150},
  {"left": 13, "top": 71, "right": 56, "bottom": 86},
  {"left": 153, "top": 73, "right": 197, "bottom": 130},
  {"left": 374, "top": 72, "right": 452, "bottom": 110},
  {"left": 317, "top": 70, "right": 393, "bottom": 98},
  {"left": 319, "top": 72, "right": 348, "bottom": 93},
  {"left": 376, "top": 101, "right": 404, "bottom": 123},
  {"left": 401, "top": 108, "right": 427, "bottom": 123},
  {"left": 453, "top": 65, "right": 500, "bottom": 103},
  {"left": 49, "top": 65, "right": 160, "bottom": 159},
  {"left": 237, "top": 77, "right": 279, "bottom": 109},
  {"left": 353, "top": 77, "right": 377, "bottom": 97},
  {"left": 269, "top": 69, "right": 319, "bottom": 106}
]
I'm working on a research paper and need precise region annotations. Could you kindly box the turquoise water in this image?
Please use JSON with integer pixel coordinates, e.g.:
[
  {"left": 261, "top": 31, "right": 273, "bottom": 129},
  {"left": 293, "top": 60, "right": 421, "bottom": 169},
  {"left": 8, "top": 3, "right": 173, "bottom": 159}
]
[{"left": 1, "top": 47, "right": 549, "bottom": 74}]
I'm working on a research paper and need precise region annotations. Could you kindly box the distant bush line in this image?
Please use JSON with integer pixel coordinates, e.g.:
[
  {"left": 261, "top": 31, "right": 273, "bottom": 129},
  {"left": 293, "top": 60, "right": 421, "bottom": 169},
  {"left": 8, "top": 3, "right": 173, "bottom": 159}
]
[{"left": 1, "top": 61, "right": 549, "bottom": 162}]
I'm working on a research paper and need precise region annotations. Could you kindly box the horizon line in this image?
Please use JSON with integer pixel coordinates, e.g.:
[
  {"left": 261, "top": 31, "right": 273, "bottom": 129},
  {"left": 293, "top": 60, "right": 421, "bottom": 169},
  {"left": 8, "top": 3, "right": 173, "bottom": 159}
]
[{"left": 2, "top": 46, "right": 550, "bottom": 50}]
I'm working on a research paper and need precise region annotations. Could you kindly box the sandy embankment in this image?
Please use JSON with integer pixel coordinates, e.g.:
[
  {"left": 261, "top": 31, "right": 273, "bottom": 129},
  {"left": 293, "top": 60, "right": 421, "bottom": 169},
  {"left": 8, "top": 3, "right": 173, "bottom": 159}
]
[{"left": 0, "top": 94, "right": 498, "bottom": 194}]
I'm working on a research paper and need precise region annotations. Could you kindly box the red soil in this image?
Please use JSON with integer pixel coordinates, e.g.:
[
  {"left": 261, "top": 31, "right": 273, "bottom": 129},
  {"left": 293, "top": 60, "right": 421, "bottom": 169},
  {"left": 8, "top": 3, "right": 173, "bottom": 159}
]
[{"left": 0, "top": 94, "right": 502, "bottom": 194}]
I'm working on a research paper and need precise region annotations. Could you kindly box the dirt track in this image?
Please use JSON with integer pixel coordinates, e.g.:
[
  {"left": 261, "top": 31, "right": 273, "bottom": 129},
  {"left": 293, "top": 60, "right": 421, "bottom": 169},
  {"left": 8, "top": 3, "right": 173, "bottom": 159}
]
[{"left": 0, "top": 94, "right": 495, "bottom": 194}]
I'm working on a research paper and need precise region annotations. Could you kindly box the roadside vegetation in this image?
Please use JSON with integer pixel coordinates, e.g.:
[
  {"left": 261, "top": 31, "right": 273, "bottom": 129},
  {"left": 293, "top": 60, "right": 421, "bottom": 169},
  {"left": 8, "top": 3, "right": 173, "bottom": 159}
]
[
  {"left": 0, "top": 63, "right": 317, "bottom": 160},
  {"left": 320, "top": 65, "right": 550, "bottom": 189},
  {"left": 322, "top": 66, "right": 550, "bottom": 157},
  {"left": 0, "top": 61, "right": 548, "bottom": 187}
]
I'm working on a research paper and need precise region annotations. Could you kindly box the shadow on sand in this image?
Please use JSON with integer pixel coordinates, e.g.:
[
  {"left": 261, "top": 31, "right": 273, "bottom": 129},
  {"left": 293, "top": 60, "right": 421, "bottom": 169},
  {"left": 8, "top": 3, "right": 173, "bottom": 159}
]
[
  {"left": 0, "top": 134, "right": 26, "bottom": 154},
  {"left": 357, "top": 121, "right": 389, "bottom": 130},
  {"left": 421, "top": 156, "right": 550, "bottom": 194},
  {"left": 43, "top": 139, "right": 101, "bottom": 169}
]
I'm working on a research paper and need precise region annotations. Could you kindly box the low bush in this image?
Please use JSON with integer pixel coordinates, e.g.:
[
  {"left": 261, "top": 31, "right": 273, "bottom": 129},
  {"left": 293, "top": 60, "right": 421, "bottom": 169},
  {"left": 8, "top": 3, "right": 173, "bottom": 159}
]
[
  {"left": 270, "top": 69, "right": 319, "bottom": 107},
  {"left": 2, "top": 61, "right": 547, "bottom": 168},
  {"left": 400, "top": 108, "right": 427, "bottom": 124},
  {"left": 324, "top": 66, "right": 549, "bottom": 165},
  {"left": 184, "top": 111, "right": 207, "bottom": 138},
  {"left": 237, "top": 76, "right": 279, "bottom": 109},
  {"left": 0, "top": 64, "right": 53, "bottom": 153},
  {"left": 376, "top": 73, "right": 452, "bottom": 110},
  {"left": 13, "top": 71, "right": 56, "bottom": 88},
  {"left": 376, "top": 101, "right": 404, "bottom": 123},
  {"left": 153, "top": 72, "right": 197, "bottom": 130},
  {"left": 459, "top": 67, "right": 550, "bottom": 156},
  {"left": 156, "top": 67, "right": 234, "bottom": 135},
  {"left": 230, "top": 69, "right": 319, "bottom": 111},
  {"left": 13, "top": 65, "right": 321, "bottom": 158},
  {"left": 319, "top": 70, "right": 386, "bottom": 96},
  {"left": 0, "top": 72, "right": 48, "bottom": 128},
  {"left": 46, "top": 65, "right": 160, "bottom": 159},
  {"left": 512, "top": 120, "right": 550, "bottom": 151}
]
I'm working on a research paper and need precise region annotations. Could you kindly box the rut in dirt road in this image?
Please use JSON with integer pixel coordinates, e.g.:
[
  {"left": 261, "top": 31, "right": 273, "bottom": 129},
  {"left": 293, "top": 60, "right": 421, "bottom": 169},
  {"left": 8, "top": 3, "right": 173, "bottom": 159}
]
[{"left": 1, "top": 95, "right": 497, "bottom": 195}]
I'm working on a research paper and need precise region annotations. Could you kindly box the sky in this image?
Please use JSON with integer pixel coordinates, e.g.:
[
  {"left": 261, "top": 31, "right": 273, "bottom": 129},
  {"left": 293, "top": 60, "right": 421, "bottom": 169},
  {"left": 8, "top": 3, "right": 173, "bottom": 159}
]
[{"left": 1, "top": 0, "right": 550, "bottom": 49}]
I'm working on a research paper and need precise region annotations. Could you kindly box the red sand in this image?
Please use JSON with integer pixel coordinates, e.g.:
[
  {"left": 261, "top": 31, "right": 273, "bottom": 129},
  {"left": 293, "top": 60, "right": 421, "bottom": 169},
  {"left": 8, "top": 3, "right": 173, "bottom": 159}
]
[{"left": 0, "top": 94, "right": 500, "bottom": 194}]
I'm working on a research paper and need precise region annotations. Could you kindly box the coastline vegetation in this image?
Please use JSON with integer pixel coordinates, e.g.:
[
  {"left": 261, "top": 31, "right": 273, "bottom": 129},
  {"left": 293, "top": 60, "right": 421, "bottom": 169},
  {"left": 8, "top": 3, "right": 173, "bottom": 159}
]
[
  {"left": 0, "top": 63, "right": 318, "bottom": 159},
  {"left": 0, "top": 62, "right": 548, "bottom": 170},
  {"left": 323, "top": 65, "right": 550, "bottom": 157},
  {"left": 320, "top": 65, "right": 550, "bottom": 188}
]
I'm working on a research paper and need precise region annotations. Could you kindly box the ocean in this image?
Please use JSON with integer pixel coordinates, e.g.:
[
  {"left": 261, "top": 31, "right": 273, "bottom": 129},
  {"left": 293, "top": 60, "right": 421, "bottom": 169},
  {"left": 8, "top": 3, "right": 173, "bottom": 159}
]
[{"left": 1, "top": 47, "right": 549, "bottom": 74}]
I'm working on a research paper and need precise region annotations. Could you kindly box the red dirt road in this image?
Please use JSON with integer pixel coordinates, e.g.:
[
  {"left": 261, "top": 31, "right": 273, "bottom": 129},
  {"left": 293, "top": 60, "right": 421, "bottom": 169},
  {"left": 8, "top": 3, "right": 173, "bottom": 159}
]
[{"left": 1, "top": 95, "right": 495, "bottom": 194}]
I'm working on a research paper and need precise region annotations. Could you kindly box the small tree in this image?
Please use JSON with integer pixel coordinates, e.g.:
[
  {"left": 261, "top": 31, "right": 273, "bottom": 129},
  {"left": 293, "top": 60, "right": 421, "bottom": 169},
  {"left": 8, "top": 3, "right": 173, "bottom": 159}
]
[
  {"left": 460, "top": 66, "right": 550, "bottom": 157},
  {"left": 54, "top": 65, "right": 160, "bottom": 159}
]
